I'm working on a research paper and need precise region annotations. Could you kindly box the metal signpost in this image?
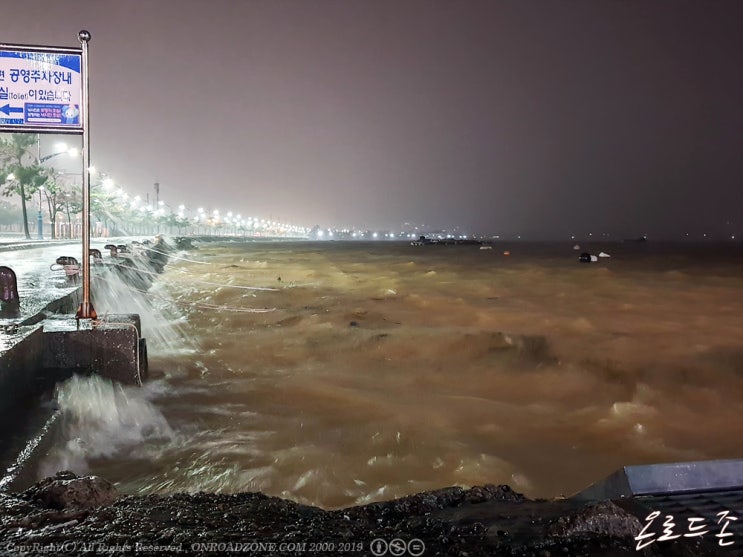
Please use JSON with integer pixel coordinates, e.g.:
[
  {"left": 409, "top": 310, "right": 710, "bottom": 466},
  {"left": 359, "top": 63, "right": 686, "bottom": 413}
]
[{"left": 0, "top": 31, "right": 95, "bottom": 319}]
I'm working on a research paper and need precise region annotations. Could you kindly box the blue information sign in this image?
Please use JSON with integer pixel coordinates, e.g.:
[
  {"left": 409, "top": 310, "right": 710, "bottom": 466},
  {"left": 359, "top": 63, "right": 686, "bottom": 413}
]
[{"left": 0, "top": 48, "right": 83, "bottom": 131}]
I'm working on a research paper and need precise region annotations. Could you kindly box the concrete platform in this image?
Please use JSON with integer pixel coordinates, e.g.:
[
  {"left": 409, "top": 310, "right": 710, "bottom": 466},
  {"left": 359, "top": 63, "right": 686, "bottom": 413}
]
[
  {"left": 42, "top": 314, "right": 147, "bottom": 385},
  {"left": 574, "top": 459, "right": 743, "bottom": 500},
  {"left": 573, "top": 459, "right": 743, "bottom": 554}
]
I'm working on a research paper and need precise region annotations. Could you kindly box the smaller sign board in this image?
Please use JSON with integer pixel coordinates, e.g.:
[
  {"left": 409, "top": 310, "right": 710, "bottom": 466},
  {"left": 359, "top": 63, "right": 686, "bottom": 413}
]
[{"left": 0, "top": 48, "right": 83, "bottom": 132}]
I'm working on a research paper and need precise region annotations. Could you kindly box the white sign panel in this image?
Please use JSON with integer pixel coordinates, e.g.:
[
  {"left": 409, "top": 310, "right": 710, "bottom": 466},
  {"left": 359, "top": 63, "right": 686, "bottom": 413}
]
[{"left": 0, "top": 48, "right": 83, "bottom": 131}]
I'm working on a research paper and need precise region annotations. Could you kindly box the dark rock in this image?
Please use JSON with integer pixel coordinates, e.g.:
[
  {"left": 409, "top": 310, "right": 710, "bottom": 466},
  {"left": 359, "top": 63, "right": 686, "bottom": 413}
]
[
  {"left": 465, "top": 484, "right": 525, "bottom": 504},
  {"left": 0, "top": 474, "right": 719, "bottom": 556},
  {"left": 23, "top": 471, "right": 119, "bottom": 510},
  {"left": 548, "top": 501, "right": 641, "bottom": 538}
]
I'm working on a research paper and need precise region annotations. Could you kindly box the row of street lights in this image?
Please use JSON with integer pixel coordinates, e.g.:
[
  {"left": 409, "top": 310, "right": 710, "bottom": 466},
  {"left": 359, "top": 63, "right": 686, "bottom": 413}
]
[
  {"left": 14, "top": 138, "right": 311, "bottom": 239},
  {"left": 87, "top": 175, "right": 311, "bottom": 238},
  {"left": 191, "top": 207, "right": 308, "bottom": 236}
]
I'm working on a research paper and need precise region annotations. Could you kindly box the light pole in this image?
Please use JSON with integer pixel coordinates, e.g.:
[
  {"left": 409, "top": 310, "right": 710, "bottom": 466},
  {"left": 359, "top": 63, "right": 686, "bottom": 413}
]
[
  {"left": 77, "top": 28, "right": 95, "bottom": 320},
  {"left": 37, "top": 187, "right": 44, "bottom": 240}
]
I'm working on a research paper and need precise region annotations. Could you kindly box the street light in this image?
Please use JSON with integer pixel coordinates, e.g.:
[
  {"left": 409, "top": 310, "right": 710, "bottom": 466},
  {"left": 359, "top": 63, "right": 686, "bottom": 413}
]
[
  {"left": 36, "top": 141, "right": 79, "bottom": 239},
  {"left": 38, "top": 143, "right": 79, "bottom": 164}
]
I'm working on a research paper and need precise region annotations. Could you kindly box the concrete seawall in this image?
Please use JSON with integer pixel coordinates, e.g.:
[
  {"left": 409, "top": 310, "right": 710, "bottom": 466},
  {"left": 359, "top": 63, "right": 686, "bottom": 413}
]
[
  {"left": 0, "top": 281, "right": 146, "bottom": 398},
  {"left": 0, "top": 287, "right": 82, "bottom": 408},
  {"left": 0, "top": 287, "right": 82, "bottom": 493}
]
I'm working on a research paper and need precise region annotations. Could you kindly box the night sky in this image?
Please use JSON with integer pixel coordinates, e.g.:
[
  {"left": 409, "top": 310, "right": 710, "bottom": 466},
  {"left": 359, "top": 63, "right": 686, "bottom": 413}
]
[{"left": 2, "top": 1, "right": 741, "bottom": 238}]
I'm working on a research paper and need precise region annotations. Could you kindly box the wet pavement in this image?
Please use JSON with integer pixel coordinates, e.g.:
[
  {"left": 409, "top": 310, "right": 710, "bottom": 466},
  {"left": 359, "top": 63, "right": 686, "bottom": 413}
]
[
  {"left": 0, "top": 238, "right": 139, "bottom": 351},
  {"left": 0, "top": 241, "right": 83, "bottom": 334}
]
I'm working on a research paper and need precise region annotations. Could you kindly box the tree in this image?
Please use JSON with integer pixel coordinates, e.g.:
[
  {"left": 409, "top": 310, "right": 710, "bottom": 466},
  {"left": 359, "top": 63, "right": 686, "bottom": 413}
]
[
  {"left": 59, "top": 184, "right": 82, "bottom": 239},
  {"left": 172, "top": 213, "right": 192, "bottom": 235},
  {"left": 41, "top": 169, "right": 79, "bottom": 240},
  {"left": 91, "top": 181, "right": 116, "bottom": 235},
  {"left": 0, "top": 134, "right": 46, "bottom": 239}
]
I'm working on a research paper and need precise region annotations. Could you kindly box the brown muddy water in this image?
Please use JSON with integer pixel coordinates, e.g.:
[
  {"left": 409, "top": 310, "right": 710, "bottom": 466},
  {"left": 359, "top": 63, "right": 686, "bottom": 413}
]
[{"left": 40, "top": 240, "right": 743, "bottom": 510}]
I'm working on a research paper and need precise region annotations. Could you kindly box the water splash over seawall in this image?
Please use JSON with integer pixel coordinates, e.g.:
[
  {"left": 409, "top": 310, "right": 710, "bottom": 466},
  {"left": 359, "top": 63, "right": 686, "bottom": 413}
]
[
  {"left": 39, "top": 375, "right": 175, "bottom": 479},
  {"left": 91, "top": 249, "right": 194, "bottom": 354}
]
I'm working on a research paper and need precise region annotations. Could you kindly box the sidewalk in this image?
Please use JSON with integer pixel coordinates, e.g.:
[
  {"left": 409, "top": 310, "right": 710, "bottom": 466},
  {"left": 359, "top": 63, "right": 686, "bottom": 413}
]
[
  {"left": 0, "top": 236, "right": 83, "bottom": 252},
  {"left": 0, "top": 241, "right": 83, "bottom": 333},
  {"left": 0, "top": 235, "right": 162, "bottom": 330}
]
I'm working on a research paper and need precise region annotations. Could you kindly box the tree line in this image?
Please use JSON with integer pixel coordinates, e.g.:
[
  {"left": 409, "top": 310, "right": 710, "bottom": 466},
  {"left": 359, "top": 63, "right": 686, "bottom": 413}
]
[
  {"left": 0, "top": 133, "right": 193, "bottom": 239},
  {"left": 0, "top": 134, "right": 82, "bottom": 239}
]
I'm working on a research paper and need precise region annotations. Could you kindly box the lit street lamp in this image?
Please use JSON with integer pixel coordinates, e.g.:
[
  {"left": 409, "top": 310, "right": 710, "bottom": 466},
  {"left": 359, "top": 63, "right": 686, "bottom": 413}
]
[
  {"left": 36, "top": 140, "right": 79, "bottom": 239},
  {"left": 39, "top": 144, "right": 78, "bottom": 163}
]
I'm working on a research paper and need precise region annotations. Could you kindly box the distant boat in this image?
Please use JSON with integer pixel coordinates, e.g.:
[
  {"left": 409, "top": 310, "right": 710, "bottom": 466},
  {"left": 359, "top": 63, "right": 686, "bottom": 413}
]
[{"left": 623, "top": 235, "right": 648, "bottom": 243}]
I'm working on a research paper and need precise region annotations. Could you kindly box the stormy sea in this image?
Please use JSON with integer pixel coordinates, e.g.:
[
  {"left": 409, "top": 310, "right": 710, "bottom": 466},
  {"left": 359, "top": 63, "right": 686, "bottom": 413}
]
[{"left": 39, "top": 240, "right": 743, "bottom": 510}]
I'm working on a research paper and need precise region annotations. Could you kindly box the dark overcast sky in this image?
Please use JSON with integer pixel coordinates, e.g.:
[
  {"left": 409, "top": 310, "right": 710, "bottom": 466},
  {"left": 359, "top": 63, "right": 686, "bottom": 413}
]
[{"left": 2, "top": 1, "right": 742, "bottom": 238}]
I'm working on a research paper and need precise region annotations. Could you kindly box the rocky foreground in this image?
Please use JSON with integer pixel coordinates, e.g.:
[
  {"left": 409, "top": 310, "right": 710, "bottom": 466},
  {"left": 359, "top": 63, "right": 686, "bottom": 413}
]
[{"left": 0, "top": 472, "right": 716, "bottom": 556}]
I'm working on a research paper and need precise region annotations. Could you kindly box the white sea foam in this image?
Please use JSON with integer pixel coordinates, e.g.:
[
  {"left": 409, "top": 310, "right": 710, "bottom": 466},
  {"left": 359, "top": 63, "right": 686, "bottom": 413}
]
[{"left": 38, "top": 374, "right": 175, "bottom": 478}]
